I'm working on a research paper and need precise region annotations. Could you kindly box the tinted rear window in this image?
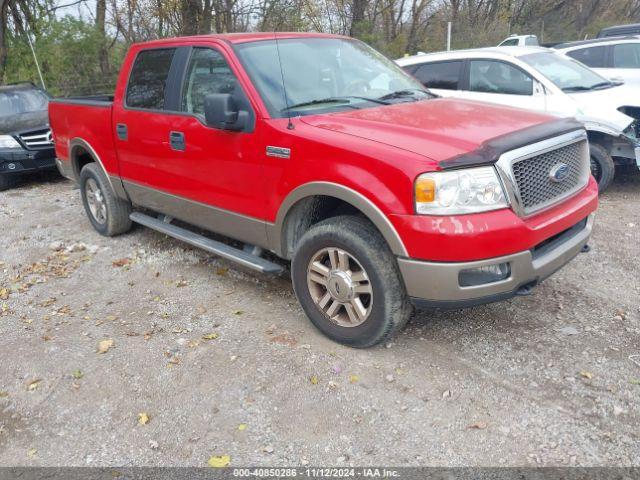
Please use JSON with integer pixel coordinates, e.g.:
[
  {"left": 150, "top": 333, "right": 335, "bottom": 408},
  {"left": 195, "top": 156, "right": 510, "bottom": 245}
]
[
  {"left": 126, "top": 48, "right": 176, "bottom": 109},
  {"left": 411, "top": 61, "right": 462, "bottom": 90},
  {"left": 566, "top": 46, "right": 607, "bottom": 68}
]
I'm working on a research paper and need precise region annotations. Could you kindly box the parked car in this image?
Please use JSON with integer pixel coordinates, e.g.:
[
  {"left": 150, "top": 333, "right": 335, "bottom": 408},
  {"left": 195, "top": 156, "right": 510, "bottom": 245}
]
[
  {"left": 598, "top": 23, "right": 640, "bottom": 38},
  {"left": 0, "top": 82, "right": 57, "bottom": 191},
  {"left": 49, "top": 33, "right": 597, "bottom": 347},
  {"left": 498, "top": 34, "right": 539, "bottom": 47},
  {"left": 397, "top": 47, "right": 640, "bottom": 191},
  {"left": 553, "top": 36, "right": 640, "bottom": 86}
]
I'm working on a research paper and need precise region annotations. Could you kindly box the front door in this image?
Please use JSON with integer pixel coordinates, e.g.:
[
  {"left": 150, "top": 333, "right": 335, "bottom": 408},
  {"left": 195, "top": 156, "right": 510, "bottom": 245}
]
[{"left": 460, "top": 59, "right": 547, "bottom": 112}]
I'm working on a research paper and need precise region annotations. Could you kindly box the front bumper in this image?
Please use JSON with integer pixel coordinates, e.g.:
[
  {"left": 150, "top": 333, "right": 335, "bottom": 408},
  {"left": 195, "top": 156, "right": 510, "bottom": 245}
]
[
  {"left": 399, "top": 214, "right": 594, "bottom": 309},
  {"left": 0, "top": 148, "right": 57, "bottom": 175}
]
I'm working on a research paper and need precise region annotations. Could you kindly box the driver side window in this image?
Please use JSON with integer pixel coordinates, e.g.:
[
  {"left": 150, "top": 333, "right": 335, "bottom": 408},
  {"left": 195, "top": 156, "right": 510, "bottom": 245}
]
[
  {"left": 469, "top": 60, "right": 533, "bottom": 95},
  {"left": 181, "top": 48, "right": 238, "bottom": 117}
]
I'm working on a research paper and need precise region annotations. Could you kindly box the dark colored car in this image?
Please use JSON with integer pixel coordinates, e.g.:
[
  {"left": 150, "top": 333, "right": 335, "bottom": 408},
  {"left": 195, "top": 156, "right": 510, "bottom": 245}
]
[
  {"left": 598, "top": 23, "right": 640, "bottom": 38},
  {"left": 0, "top": 82, "right": 57, "bottom": 191}
]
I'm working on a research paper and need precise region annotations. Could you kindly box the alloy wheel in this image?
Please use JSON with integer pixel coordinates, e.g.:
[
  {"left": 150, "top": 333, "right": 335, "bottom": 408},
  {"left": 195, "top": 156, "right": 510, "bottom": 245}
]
[{"left": 306, "top": 247, "right": 373, "bottom": 327}]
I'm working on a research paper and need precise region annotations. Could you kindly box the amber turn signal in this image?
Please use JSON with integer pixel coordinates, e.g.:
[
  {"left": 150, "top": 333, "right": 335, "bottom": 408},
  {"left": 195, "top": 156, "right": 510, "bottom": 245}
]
[{"left": 415, "top": 177, "right": 436, "bottom": 203}]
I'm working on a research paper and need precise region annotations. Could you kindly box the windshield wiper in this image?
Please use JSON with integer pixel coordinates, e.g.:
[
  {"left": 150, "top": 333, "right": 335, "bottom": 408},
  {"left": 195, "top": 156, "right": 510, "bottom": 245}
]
[
  {"left": 590, "top": 81, "right": 615, "bottom": 90},
  {"left": 563, "top": 81, "right": 613, "bottom": 92},
  {"left": 377, "top": 89, "right": 430, "bottom": 101},
  {"left": 281, "top": 96, "right": 388, "bottom": 112}
]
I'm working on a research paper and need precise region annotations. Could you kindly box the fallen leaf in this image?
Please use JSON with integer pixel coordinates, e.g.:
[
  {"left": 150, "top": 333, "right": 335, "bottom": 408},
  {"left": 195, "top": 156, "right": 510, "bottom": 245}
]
[
  {"left": 238, "top": 423, "right": 247, "bottom": 431},
  {"left": 0, "top": 288, "right": 8, "bottom": 300},
  {"left": 27, "top": 448, "right": 37, "bottom": 457},
  {"left": 27, "top": 379, "right": 41, "bottom": 391},
  {"left": 468, "top": 421, "right": 488, "bottom": 430},
  {"left": 202, "top": 333, "right": 219, "bottom": 340},
  {"left": 349, "top": 374, "right": 359, "bottom": 384},
  {"left": 97, "top": 339, "right": 114, "bottom": 354},
  {"left": 176, "top": 280, "right": 188, "bottom": 287},
  {"left": 580, "top": 371, "right": 593, "bottom": 380},
  {"left": 270, "top": 333, "right": 297, "bottom": 347},
  {"left": 72, "top": 370, "right": 83, "bottom": 379},
  {"left": 0, "top": 391, "right": 9, "bottom": 397},
  {"left": 232, "top": 310, "right": 243, "bottom": 315},
  {"left": 216, "top": 268, "right": 228, "bottom": 276},
  {"left": 138, "top": 412, "right": 150, "bottom": 425},
  {"left": 112, "top": 258, "right": 131, "bottom": 267},
  {"left": 310, "top": 375, "right": 319, "bottom": 385},
  {"left": 208, "top": 454, "right": 230, "bottom": 468},
  {"left": 629, "top": 379, "right": 640, "bottom": 385}
]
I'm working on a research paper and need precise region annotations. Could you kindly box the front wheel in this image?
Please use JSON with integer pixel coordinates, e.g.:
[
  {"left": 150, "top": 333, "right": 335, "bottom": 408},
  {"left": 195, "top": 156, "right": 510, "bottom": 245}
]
[
  {"left": 589, "top": 142, "right": 615, "bottom": 192},
  {"left": 291, "top": 215, "right": 412, "bottom": 348}
]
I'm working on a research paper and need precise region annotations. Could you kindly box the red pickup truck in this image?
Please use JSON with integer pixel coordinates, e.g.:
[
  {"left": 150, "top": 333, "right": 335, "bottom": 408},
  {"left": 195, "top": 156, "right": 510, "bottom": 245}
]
[{"left": 49, "top": 33, "right": 598, "bottom": 347}]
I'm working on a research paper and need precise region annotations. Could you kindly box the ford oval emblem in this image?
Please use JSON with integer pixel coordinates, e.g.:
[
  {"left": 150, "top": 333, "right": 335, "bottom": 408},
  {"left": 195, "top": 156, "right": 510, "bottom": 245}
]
[{"left": 549, "top": 163, "right": 570, "bottom": 183}]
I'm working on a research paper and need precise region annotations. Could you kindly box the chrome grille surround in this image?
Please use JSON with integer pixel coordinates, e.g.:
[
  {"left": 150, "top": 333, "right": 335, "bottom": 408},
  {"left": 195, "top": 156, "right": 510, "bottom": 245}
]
[
  {"left": 495, "top": 130, "right": 590, "bottom": 217},
  {"left": 19, "top": 128, "right": 54, "bottom": 150}
]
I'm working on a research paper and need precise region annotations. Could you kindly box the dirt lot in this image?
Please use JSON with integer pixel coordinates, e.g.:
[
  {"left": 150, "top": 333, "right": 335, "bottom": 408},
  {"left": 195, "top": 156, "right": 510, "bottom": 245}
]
[{"left": 0, "top": 170, "right": 639, "bottom": 467}]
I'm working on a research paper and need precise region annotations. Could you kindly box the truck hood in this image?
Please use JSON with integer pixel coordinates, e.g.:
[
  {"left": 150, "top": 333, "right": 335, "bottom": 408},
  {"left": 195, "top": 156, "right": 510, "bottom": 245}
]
[
  {"left": 0, "top": 110, "right": 49, "bottom": 135},
  {"left": 299, "top": 98, "right": 566, "bottom": 164},
  {"left": 566, "top": 84, "right": 637, "bottom": 133}
]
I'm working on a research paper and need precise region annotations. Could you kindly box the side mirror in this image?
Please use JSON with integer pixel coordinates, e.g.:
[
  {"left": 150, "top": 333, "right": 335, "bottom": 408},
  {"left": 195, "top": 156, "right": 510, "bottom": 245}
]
[
  {"left": 204, "top": 93, "right": 247, "bottom": 131},
  {"left": 533, "top": 81, "right": 546, "bottom": 96}
]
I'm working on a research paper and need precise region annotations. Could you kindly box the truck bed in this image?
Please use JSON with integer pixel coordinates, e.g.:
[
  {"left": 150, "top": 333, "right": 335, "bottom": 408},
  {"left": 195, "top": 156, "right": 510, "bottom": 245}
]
[{"left": 49, "top": 96, "right": 118, "bottom": 180}]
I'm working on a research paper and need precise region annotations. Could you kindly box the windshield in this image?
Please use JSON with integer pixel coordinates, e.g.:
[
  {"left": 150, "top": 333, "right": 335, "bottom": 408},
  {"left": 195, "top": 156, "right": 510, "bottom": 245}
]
[
  {"left": 0, "top": 88, "right": 49, "bottom": 117},
  {"left": 520, "top": 52, "right": 613, "bottom": 92},
  {"left": 235, "top": 37, "right": 428, "bottom": 117}
]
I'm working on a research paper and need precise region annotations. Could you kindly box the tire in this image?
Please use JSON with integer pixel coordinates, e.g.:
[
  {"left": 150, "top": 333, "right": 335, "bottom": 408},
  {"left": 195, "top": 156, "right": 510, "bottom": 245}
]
[
  {"left": 589, "top": 142, "right": 615, "bottom": 192},
  {"left": 79, "top": 163, "right": 132, "bottom": 236},
  {"left": 291, "top": 215, "right": 412, "bottom": 348},
  {"left": 0, "top": 174, "right": 16, "bottom": 192}
]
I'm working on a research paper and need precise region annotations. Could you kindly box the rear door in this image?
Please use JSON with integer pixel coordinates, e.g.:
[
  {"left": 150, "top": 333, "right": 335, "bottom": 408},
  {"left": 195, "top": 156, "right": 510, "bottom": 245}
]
[
  {"left": 460, "top": 59, "right": 546, "bottom": 112},
  {"left": 113, "top": 47, "right": 188, "bottom": 196},
  {"left": 409, "top": 60, "right": 465, "bottom": 99}
]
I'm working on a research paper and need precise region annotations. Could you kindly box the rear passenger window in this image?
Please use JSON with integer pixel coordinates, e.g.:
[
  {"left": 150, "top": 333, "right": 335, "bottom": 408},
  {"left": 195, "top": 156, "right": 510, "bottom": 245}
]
[
  {"left": 469, "top": 60, "right": 533, "bottom": 95},
  {"left": 411, "top": 61, "right": 462, "bottom": 90},
  {"left": 613, "top": 43, "right": 640, "bottom": 68},
  {"left": 181, "top": 48, "right": 238, "bottom": 117},
  {"left": 126, "top": 48, "right": 176, "bottom": 110},
  {"left": 566, "top": 46, "right": 607, "bottom": 68}
]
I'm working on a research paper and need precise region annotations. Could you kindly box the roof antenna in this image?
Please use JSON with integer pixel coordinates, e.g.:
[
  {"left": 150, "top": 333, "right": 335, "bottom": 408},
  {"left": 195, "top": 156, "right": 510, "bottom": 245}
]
[{"left": 274, "top": 33, "right": 294, "bottom": 130}]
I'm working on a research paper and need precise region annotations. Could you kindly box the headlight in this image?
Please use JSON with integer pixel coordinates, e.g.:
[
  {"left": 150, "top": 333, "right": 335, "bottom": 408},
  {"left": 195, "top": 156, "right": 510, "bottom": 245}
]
[
  {"left": 415, "top": 166, "right": 508, "bottom": 215},
  {"left": 0, "top": 135, "right": 21, "bottom": 149}
]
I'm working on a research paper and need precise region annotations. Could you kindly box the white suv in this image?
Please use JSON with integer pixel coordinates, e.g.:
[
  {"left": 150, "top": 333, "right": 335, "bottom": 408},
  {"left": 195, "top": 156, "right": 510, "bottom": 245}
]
[
  {"left": 396, "top": 47, "right": 640, "bottom": 191},
  {"left": 554, "top": 36, "right": 640, "bottom": 87}
]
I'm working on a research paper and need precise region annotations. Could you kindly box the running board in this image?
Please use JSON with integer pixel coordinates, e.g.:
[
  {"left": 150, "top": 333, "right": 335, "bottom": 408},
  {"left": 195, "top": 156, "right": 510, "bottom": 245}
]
[{"left": 129, "top": 212, "right": 284, "bottom": 274}]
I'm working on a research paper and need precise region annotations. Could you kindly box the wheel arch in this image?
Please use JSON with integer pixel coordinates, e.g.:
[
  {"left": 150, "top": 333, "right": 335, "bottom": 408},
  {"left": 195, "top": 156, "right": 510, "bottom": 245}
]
[
  {"left": 271, "top": 182, "right": 408, "bottom": 260},
  {"left": 68, "top": 138, "right": 127, "bottom": 199}
]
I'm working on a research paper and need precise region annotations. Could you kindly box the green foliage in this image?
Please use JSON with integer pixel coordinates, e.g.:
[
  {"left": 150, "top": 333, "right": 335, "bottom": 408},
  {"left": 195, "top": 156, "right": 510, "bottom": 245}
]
[{"left": 5, "top": 15, "right": 125, "bottom": 96}]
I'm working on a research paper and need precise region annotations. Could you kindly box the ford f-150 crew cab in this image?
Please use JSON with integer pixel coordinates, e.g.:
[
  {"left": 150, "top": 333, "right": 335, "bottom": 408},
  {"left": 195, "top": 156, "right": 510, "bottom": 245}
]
[{"left": 49, "top": 33, "right": 598, "bottom": 347}]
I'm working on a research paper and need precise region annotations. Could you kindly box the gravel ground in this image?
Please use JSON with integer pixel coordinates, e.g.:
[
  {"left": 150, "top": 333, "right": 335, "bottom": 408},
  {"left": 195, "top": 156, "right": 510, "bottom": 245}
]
[{"left": 0, "top": 170, "right": 639, "bottom": 467}]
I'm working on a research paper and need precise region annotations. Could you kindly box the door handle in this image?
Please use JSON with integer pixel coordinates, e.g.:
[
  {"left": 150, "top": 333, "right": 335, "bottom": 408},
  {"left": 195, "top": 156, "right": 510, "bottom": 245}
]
[
  {"left": 116, "top": 123, "right": 128, "bottom": 141},
  {"left": 169, "top": 131, "right": 185, "bottom": 151}
]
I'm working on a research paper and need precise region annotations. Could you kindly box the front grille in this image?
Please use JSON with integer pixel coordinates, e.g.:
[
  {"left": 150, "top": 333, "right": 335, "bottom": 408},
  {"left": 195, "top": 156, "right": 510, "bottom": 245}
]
[
  {"left": 511, "top": 140, "right": 587, "bottom": 215},
  {"left": 19, "top": 128, "right": 53, "bottom": 150}
]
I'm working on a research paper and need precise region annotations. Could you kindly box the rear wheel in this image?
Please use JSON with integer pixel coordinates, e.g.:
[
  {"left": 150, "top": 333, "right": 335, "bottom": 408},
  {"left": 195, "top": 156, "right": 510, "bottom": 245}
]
[
  {"left": 589, "top": 142, "right": 615, "bottom": 192},
  {"left": 291, "top": 215, "right": 412, "bottom": 348},
  {"left": 80, "top": 163, "right": 132, "bottom": 236}
]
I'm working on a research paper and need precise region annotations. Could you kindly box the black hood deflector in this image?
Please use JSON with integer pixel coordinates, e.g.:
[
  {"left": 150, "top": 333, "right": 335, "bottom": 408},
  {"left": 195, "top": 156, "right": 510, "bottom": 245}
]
[{"left": 439, "top": 118, "right": 584, "bottom": 170}]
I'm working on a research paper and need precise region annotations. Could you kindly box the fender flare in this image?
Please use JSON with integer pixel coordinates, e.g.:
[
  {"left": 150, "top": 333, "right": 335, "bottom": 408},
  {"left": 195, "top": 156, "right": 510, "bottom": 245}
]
[
  {"left": 68, "top": 138, "right": 127, "bottom": 198},
  {"left": 271, "top": 182, "right": 408, "bottom": 257}
]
